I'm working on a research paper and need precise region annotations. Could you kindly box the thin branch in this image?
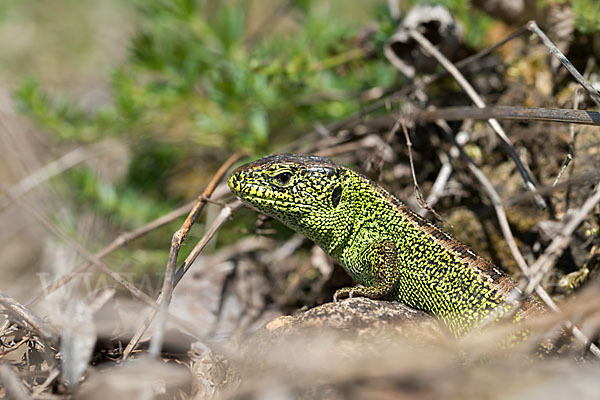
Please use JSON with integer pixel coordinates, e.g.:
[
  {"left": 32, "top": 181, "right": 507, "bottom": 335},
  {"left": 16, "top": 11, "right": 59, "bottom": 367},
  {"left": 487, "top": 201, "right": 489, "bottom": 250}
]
[
  {"left": 553, "top": 90, "right": 580, "bottom": 187},
  {"left": 20, "top": 202, "right": 164, "bottom": 310},
  {"left": 527, "top": 21, "right": 600, "bottom": 107},
  {"left": 314, "top": 134, "right": 388, "bottom": 158},
  {"left": 26, "top": 198, "right": 197, "bottom": 307},
  {"left": 506, "top": 170, "right": 600, "bottom": 207},
  {"left": 437, "top": 120, "right": 600, "bottom": 358},
  {"left": 419, "top": 121, "right": 471, "bottom": 217},
  {"left": 400, "top": 120, "right": 443, "bottom": 222},
  {"left": 451, "top": 24, "right": 530, "bottom": 72},
  {"left": 296, "top": 23, "right": 535, "bottom": 149},
  {"left": 0, "top": 291, "right": 57, "bottom": 345},
  {"left": 26, "top": 154, "right": 240, "bottom": 307},
  {"left": 411, "top": 106, "right": 600, "bottom": 126},
  {"left": 436, "top": 120, "right": 531, "bottom": 274},
  {"left": 118, "top": 150, "right": 245, "bottom": 360},
  {"left": 8, "top": 155, "right": 244, "bottom": 355},
  {"left": 0, "top": 364, "right": 32, "bottom": 400},
  {"left": 410, "top": 29, "right": 547, "bottom": 210},
  {"left": 553, "top": 54, "right": 594, "bottom": 189},
  {"left": 123, "top": 201, "right": 241, "bottom": 360},
  {"left": 173, "top": 202, "right": 243, "bottom": 287},
  {"left": 524, "top": 184, "right": 600, "bottom": 295},
  {"left": 148, "top": 151, "right": 246, "bottom": 358},
  {"left": 0, "top": 147, "right": 89, "bottom": 211}
]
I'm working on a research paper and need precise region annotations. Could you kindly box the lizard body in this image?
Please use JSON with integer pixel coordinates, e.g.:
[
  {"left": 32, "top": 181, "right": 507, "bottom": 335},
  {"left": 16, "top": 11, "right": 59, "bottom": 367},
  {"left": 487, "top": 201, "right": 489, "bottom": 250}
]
[{"left": 228, "top": 154, "right": 543, "bottom": 336}]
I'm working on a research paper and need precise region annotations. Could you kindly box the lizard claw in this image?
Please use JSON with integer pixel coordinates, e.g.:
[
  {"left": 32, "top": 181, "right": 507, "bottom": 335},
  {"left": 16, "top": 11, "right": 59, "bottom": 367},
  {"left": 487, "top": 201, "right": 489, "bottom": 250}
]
[
  {"left": 333, "top": 288, "right": 350, "bottom": 302},
  {"left": 333, "top": 287, "right": 359, "bottom": 302}
]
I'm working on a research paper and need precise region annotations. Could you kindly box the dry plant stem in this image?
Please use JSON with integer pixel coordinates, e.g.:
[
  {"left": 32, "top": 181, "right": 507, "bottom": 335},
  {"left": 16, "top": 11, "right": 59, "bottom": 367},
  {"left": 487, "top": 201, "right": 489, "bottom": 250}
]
[
  {"left": 20, "top": 201, "right": 163, "bottom": 310},
  {"left": 452, "top": 24, "right": 530, "bottom": 73},
  {"left": 26, "top": 153, "right": 242, "bottom": 307},
  {"left": 0, "top": 291, "right": 57, "bottom": 344},
  {"left": 419, "top": 121, "right": 471, "bottom": 217},
  {"left": 410, "top": 29, "right": 547, "bottom": 210},
  {"left": 123, "top": 201, "right": 241, "bottom": 360},
  {"left": 0, "top": 335, "right": 31, "bottom": 357},
  {"left": 372, "top": 112, "right": 402, "bottom": 179},
  {"left": 527, "top": 21, "right": 600, "bottom": 107},
  {"left": 420, "top": 155, "right": 452, "bottom": 217},
  {"left": 305, "top": 23, "right": 531, "bottom": 142},
  {"left": 526, "top": 186, "right": 600, "bottom": 358},
  {"left": 148, "top": 152, "right": 246, "bottom": 358},
  {"left": 552, "top": 88, "right": 579, "bottom": 187},
  {"left": 524, "top": 185, "right": 600, "bottom": 295},
  {"left": 436, "top": 121, "right": 531, "bottom": 274},
  {"left": 291, "top": 22, "right": 534, "bottom": 156},
  {"left": 413, "top": 106, "right": 600, "bottom": 126},
  {"left": 174, "top": 201, "right": 242, "bottom": 285},
  {"left": 0, "top": 147, "right": 89, "bottom": 211},
  {"left": 0, "top": 364, "right": 32, "bottom": 400},
  {"left": 505, "top": 171, "right": 600, "bottom": 207},
  {"left": 314, "top": 135, "right": 382, "bottom": 158},
  {"left": 26, "top": 199, "right": 197, "bottom": 307},
  {"left": 400, "top": 120, "right": 443, "bottom": 222},
  {"left": 438, "top": 120, "right": 600, "bottom": 357},
  {"left": 6, "top": 191, "right": 233, "bottom": 348},
  {"left": 32, "top": 369, "right": 60, "bottom": 397}
]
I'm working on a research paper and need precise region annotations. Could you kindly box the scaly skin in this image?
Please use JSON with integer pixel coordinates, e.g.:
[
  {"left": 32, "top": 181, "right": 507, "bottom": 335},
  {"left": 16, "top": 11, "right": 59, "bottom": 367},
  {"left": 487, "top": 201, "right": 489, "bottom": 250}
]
[{"left": 228, "top": 154, "right": 543, "bottom": 337}]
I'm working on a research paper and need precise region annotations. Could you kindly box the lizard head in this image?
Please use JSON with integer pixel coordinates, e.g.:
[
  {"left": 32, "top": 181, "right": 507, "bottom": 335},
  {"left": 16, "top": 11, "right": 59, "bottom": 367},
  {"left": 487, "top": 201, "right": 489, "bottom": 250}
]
[{"left": 228, "top": 153, "right": 351, "bottom": 246}]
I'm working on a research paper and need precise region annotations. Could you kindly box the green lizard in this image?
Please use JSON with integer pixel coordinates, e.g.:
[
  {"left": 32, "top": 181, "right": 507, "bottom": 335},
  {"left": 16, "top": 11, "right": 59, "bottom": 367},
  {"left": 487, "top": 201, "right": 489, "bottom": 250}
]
[{"left": 228, "top": 153, "right": 544, "bottom": 337}]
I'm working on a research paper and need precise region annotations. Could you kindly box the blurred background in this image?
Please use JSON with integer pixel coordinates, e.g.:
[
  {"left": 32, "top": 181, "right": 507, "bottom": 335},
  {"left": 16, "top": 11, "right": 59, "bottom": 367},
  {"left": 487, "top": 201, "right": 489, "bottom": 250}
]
[
  {"left": 1, "top": 0, "right": 600, "bottom": 397},
  {"left": 0, "top": 0, "right": 397, "bottom": 296},
  {"left": 3, "top": 0, "right": 598, "bottom": 298}
]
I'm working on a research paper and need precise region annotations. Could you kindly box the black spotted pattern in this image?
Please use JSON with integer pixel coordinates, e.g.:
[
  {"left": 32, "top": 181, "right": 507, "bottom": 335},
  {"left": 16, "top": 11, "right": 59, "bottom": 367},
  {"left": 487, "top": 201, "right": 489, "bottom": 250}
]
[{"left": 228, "top": 154, "right": 544, "bottom": 337}]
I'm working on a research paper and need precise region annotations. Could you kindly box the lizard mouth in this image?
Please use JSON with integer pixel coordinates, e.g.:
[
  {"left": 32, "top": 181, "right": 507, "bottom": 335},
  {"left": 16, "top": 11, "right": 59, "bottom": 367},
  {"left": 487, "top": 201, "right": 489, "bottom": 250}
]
[
  {"left": 231, "top": 185, "right": 314, "bottom": 210},
  {"left": 228, "top": 174, "right": 314, "bottom": 210},
  {"left": 240, "top": 196, "right": 315, "bottom": 210}
]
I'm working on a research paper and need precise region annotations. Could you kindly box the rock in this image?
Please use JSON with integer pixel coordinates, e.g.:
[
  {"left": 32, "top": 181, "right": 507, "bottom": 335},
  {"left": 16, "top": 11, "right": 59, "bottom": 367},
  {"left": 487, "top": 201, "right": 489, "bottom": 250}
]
[{"left": 239, "top": 297, "right": 441, "bottom": 373}]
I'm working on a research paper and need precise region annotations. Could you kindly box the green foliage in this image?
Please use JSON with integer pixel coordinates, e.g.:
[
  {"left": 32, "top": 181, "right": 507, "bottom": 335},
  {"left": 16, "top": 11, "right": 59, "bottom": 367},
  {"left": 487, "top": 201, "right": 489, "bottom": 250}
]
[
  {"left": 12, "top": 0, "right": 397, "bottom": 273},
  {"left": 15, "top": 79, "right": 92, "bottom": 141},
  {"left": 571, "top": 0, "right": 600, "bottom": 33},
  {"left": 68, "top": 167, "right": 173, "bottom": 228},
  {"left": 17, "top": 0, "right": 395, "bottom": 153}
]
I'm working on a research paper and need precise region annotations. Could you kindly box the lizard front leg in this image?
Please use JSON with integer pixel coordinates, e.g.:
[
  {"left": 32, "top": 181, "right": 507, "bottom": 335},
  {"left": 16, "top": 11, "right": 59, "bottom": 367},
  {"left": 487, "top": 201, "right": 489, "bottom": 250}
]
[{"left": 334, "top": 240, "right": 400, "bottom": 301}]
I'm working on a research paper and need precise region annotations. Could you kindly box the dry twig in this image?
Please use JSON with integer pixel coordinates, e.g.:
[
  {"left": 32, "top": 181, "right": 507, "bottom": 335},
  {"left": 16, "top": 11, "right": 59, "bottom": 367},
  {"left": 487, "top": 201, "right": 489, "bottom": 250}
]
[
  {"left": 0, "top": 291, "right": 57, "bottom": 345},
  {"left": 400, "top": 120, "right": 443, "bottom": 222},
  {"left": 409, "top": 28, "right": 547, "bottom": 210},
  {"left": 148, "top": 151, "right": 246, "bottom": 357},
  {"left": 436, "top": 120, "right": 600, "bottom": 357},
  {"left": 527, "top": 21, "right": 600, "bottom": 107},
  {"left": 120, "top": 152, "right": 246, "bottom": 359},
  {"left": 123, "top": 201, "right": 242, "bottom": 359},
  {"left": 411, "top": 106, "right": 600, "bottom": 126},
  {"left": 0, "top": 364, "right": 32, "bottom": 400},
  {"left": 0, "top": 147, "right": 90, "bottom": 211}
]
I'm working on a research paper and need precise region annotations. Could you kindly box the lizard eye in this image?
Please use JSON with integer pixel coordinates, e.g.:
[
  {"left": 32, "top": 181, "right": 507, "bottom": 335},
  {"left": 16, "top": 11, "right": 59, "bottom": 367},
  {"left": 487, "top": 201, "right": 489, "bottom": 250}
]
[{"left": 274, "top": 171, "right": 292, "bottom": 185}]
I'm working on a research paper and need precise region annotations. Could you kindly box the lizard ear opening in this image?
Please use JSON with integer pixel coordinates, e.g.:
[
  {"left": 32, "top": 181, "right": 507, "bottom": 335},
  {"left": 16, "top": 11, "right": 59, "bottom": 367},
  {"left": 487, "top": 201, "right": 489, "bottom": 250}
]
[{"left": 331, "top": 185, "right": 342, "bottom": 207}]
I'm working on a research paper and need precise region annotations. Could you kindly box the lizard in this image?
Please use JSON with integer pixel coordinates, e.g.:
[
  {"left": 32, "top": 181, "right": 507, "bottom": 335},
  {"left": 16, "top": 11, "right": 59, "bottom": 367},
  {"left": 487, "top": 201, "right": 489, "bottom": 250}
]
[{"left": 228, "top": 153, "right": 544, "bottom": 337}]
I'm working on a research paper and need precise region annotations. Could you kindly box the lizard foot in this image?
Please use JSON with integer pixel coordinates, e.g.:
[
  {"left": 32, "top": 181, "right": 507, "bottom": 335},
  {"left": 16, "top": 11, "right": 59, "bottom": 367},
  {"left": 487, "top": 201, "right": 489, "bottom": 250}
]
[{"left": 333, "top": 286, "right": 360, "bottom": 302}]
